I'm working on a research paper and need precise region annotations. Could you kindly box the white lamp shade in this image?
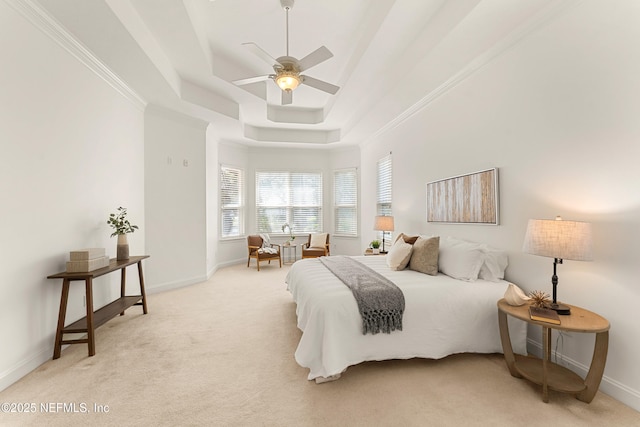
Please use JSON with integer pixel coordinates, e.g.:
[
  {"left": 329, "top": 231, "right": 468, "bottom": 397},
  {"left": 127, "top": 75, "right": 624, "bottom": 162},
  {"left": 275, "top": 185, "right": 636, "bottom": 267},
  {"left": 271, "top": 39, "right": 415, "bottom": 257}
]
[
  {"left": 374, "top": 215, "right": 395, "bottom": 232},
  {"left": 523, "top": 217, "right": 593, "bottom": 261}
]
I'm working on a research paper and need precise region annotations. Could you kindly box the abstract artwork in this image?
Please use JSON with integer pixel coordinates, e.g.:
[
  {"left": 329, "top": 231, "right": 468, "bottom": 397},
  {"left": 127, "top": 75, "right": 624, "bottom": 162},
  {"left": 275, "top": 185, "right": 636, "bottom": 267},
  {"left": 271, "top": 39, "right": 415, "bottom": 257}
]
[{"left": 427, "top": 168, "right": 499, "bottom": 224}]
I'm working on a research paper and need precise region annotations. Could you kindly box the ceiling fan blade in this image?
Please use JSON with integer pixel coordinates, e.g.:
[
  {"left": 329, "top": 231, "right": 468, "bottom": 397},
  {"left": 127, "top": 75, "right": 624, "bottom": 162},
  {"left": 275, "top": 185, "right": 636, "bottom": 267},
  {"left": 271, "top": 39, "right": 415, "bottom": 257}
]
[
  {"left": 242, "top": 42, "right": 281, "bottom": 67},
  {"left": 282, "top": 89, "right": 293, "bottom": 105},
  {"left": 300, "top": 75, "right": 340, "bottom": 95},
  {"left": 233, "top": 75, "right": 274, "bottom": 86},
  {"left": 298, "top": 46, "right": 333, "bottom": 71}
]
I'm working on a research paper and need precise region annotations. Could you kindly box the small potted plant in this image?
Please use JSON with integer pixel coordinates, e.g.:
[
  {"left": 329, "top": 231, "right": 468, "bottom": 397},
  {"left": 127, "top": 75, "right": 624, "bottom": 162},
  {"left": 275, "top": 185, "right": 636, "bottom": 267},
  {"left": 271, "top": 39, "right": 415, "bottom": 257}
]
[
  {"left": 107, "top": 207, "right": 139, "bottom": 260},
  {"left": 370, "top": 240, "right": 381, "bottom": 254}
]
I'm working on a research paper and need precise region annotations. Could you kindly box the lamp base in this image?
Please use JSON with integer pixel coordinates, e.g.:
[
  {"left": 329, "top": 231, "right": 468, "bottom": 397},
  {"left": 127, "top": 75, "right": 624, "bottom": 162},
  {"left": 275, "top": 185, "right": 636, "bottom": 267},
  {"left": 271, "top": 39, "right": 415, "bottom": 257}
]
[{"left": 549, "top": 303, "right": 571, "bottom": 315}]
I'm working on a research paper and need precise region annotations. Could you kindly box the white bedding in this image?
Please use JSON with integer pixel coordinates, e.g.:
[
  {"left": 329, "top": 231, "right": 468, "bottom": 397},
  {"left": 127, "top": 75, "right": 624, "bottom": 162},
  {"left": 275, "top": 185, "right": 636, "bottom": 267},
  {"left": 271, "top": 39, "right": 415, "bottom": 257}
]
[{"left": 286, "top": 256, "right": 527, "bottom": 381}]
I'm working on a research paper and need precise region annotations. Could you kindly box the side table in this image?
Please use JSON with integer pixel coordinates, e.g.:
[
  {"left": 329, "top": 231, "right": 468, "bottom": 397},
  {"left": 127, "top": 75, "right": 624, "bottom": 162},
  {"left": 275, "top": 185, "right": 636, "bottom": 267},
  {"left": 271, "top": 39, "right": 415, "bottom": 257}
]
[
  {"left": 47, "top": 256, "right": 149, "bottom": 359},
  {"left": 497, "top": 298, "right": 609, "bottom": 403},
  {"left": 281, "top": 244, "right": 298, "bottom": 264}
]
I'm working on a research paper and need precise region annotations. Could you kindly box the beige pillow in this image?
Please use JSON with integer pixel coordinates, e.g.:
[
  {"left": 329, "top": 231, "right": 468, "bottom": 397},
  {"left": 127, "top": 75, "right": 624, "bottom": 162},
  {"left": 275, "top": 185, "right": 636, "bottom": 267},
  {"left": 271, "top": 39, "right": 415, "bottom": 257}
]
[
  {"left": 408, "top": 236, "right": 439, "bottom": 275},
  {"left": 386, "top": 238, "right": 413, "bottom": 271},
  {"left": 310, "top": 233, "right": 327, "bottom": 248}
]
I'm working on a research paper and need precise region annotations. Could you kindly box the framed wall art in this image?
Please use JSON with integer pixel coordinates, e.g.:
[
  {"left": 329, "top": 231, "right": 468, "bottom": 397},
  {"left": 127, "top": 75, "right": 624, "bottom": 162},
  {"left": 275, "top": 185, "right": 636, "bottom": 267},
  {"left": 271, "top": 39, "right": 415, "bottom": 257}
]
[{"left": 426, "top": 168, "right": 499, "bottom": 225}]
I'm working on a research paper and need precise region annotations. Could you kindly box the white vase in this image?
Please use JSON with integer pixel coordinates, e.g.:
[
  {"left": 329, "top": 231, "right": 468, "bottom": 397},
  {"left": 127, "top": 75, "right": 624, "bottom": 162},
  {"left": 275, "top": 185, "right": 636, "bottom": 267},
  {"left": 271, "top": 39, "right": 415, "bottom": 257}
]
[
  {"left": 372, "top": 248, "right": 380, "bottom": 255},
  {"left": 117, "top": 234, "right": 129, "bottom": 260}
]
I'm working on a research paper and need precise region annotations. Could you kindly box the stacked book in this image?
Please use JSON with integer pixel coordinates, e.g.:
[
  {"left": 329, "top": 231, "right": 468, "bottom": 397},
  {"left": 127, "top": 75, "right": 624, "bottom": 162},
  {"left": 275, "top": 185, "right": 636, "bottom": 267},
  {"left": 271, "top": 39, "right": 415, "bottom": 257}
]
[
  {"left": 529, "top": 305, "right": 561, "bottom": 325},
  {"left": 66, "top": 248, "right": 110, "bottom": 273}
]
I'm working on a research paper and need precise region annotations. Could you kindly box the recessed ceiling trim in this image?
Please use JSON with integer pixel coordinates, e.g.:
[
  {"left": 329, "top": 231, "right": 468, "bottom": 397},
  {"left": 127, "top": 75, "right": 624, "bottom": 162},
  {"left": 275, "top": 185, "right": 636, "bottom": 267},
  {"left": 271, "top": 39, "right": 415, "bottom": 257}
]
[
  {"left": 181, "top": 80, "right": 239, "bottom": 120},
  {"left": 6, "top": 0, "right": 146, "bottom": 111},
  {"left": 267, "top": 105, "right": 324, "bottom": 124},
  {"left": 244, "top": 124, "right": 339, "bottom": 143},
  {"left": 364, "top": 0, "right": 584, "bottom": 146}
]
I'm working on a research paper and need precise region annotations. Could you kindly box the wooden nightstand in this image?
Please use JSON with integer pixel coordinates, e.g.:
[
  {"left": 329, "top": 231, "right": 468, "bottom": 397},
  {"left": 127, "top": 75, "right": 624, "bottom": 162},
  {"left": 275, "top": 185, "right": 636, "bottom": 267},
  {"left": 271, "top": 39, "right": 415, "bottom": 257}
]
[{"left": 497, "top": 298, "right": 609, "bottom": 403}]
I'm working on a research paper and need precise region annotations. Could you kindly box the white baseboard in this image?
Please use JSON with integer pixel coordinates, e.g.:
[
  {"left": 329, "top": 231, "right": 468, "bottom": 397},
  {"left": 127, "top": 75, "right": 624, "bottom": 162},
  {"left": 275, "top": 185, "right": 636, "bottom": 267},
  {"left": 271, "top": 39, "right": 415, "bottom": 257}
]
[
  {"left": 216, "top": 258, "right": 246, "bottom": 269},
  {"left": 146, "top": 274, "right": 207, "bottom": 295},
  {"left": 0, "top": 347, "right": 52, "bottom": 393},
  {"left": 527, "top": 338, "right": 640, "bottom": 411}
]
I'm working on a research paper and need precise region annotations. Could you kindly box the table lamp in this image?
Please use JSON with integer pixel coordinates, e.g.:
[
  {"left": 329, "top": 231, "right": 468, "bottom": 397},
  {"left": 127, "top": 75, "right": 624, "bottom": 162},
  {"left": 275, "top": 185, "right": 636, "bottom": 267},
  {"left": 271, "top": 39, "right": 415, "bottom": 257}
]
[
  {"left": 374, "top": 215, "right": 394, "bottom": 253},
  {"left": 522, "top": 216, "right": 592, "bottom": 315}
]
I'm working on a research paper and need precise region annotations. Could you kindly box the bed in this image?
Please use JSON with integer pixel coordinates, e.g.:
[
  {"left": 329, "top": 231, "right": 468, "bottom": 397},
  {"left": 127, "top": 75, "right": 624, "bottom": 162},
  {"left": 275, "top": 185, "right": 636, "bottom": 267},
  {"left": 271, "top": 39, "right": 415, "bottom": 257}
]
[{"left": 285, "top": 236, "right": 528, "bottom": 382}]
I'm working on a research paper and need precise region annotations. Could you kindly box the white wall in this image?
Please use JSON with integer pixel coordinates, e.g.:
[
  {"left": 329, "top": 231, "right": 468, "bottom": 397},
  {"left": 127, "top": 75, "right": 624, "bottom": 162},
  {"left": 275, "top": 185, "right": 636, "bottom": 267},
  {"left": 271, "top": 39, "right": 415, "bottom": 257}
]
[
  {"left": 144, "top": 106, "right": 209, "bottom": 292},
  {"left": 206, "top": 126, "right": 220, "bottom": 278},
  {"left": 0, "top": 2, "right": 145, "bottom": 389},
  {"left": 359, "top": 1, "right": 640, "bottom": 410}
]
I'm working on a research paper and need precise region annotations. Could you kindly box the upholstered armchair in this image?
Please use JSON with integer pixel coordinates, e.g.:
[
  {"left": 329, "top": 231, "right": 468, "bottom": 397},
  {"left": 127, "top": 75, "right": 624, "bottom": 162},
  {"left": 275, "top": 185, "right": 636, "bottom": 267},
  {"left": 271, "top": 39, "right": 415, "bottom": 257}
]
[
  {"left": 301, "top": 233, "right": 330, "bottom": 258},
  {"left": 247, "top": 235, "right": 281, "bottom": 271}
]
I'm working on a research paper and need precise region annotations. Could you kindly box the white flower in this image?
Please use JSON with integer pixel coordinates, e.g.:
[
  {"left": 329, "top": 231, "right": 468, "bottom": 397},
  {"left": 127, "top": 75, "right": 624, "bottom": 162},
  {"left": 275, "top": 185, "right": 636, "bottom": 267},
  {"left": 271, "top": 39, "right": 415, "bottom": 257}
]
[{"left": 282, "top": 223, "right": 293, "bottom": 239}]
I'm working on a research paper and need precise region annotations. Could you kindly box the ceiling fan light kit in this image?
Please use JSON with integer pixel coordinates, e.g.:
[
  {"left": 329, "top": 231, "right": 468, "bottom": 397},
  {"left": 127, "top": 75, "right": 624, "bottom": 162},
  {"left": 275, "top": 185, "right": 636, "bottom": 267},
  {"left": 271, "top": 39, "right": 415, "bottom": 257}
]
[
  {"left": 233, "top": 0, "right": 339, "bottom": 105},
  {"left": 276, "top": 71, "right": 300, "bottom": 91}
]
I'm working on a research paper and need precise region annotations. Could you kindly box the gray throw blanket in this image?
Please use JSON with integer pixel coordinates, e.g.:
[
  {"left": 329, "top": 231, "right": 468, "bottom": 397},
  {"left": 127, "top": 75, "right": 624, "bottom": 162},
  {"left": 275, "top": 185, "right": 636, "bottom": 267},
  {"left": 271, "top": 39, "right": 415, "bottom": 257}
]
[{"left": 319, "top": 256, "right": 404, "bottom": 335}]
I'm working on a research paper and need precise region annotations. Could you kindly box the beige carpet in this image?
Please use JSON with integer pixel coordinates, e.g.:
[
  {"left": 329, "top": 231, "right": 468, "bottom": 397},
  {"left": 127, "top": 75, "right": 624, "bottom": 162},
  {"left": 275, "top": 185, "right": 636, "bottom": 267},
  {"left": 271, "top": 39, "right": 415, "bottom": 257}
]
[{"left": 1, "top": 263, "right": 639, "bottom": 426}]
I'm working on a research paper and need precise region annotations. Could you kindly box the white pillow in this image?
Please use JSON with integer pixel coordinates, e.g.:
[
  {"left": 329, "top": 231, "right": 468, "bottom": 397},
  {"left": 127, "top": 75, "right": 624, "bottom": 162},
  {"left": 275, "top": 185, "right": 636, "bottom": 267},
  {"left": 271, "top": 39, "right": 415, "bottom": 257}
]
[
  {"left": 438, "top": 237, "right": 484, "bottom": 281},
  {"left": 386, "top": 238, "right": 413, "bottom": 271},
  {"left": 478, "top": 244, "right": 509, "bottom": 282},
  {"left": 310, "top": 233, "right": 327, "bottom": 248}
]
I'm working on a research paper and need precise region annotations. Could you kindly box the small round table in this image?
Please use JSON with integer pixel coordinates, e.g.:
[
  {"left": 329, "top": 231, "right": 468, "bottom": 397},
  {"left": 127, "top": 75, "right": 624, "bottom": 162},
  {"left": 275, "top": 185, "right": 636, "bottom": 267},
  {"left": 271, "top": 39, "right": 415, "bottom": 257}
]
[
  {"left": 497, "top": 298, "right": 609, "bottom": 403},
  {"left": 281, "top": 243, "right": 298, "bottom": 264}
]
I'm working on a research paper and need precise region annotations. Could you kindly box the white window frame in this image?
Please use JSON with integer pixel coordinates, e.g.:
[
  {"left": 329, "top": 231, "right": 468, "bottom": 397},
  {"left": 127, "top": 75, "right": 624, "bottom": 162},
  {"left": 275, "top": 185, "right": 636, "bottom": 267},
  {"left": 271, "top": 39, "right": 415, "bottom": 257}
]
[
  {"left": 255, "top": 170, "right": 323, "bottom": 235},
  {"left": 219, "top": 165, "right": 244, "bottom": 239},
  {"left": 333, "top": 168, "right": 358, "bottom": 237},
  {"left": 376, "top": 154, "right": 392, "bottom": 247}
]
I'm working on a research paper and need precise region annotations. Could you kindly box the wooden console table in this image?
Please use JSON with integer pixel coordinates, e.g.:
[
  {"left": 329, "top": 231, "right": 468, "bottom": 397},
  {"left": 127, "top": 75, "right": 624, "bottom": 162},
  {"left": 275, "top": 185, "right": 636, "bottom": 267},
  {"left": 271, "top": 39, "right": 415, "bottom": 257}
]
[
  {"left": 47, "top": 255, "right": 149, "bottom": 359},
  {"left": 497, "top": 298, "right": 609, "bottom": 403}
]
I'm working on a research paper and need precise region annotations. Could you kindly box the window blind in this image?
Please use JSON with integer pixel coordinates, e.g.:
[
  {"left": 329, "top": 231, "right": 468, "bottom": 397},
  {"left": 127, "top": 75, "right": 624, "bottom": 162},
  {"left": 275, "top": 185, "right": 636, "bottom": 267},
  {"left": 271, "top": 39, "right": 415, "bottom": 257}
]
[
  {"left": 334, "top": 168, "right": 358, "bottom": 236},
  {"left": 220, "top": 165, "right": 244, "bottom": 238},
  {"left": 377, "top": 155, "right": 392, "bottom": 247},
  {"left": 256, "top": 171, "right": 323, "bottom": 234}
]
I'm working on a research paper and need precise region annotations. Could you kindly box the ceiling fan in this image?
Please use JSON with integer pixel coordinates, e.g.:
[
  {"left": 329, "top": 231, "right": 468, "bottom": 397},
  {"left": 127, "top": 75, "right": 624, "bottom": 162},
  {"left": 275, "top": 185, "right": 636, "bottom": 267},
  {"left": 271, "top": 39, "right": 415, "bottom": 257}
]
[{"left": 232, "top": 0, "right": 340, "bottom": 105}]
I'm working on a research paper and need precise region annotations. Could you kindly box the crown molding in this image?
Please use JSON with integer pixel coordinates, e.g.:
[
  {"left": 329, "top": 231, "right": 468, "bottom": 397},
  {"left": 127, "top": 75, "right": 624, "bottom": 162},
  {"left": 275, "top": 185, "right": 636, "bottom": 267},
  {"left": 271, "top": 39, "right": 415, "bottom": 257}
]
[
  {"left": 364, "top": 0, "right": 584, "bottom": 147},
  {"left": 5, "top": 0, "right": 147, "bottom": 111}
]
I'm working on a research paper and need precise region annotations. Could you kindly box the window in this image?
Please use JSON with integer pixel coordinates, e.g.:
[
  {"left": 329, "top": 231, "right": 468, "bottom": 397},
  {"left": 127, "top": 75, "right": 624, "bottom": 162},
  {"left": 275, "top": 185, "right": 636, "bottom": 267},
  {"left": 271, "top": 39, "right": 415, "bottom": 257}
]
[
  {"left": 333, "top": 168, "right": 358, "bottom": 236},
  {"left": 256, "top": 171, "right": 323, "bottom": 234},
  {"left": 220, "top": 165, "right": 244, "bottom": 238},
  {"left": 377, "top": 154, "right": 392, "bottom": 247}
]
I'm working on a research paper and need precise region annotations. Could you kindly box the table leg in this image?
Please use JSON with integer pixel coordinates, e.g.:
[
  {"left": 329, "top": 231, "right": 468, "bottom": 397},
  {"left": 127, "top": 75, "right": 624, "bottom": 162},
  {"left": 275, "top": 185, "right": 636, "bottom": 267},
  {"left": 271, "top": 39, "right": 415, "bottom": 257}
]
[
  {"left": 542, "top": 326, "right": 551, "bottom": 403},
  {"left": 578, "top": 331, "right": 609, "bottom": 403},
  {"left": 85, "top": 278, "right": 95, "bottom": 357},
  {"left": 137, "top": 261, "right": 148, "bottom": 314},
  {"left": 53, "top": 279, "right": 70, "bottom": 359},
  {"left": 498, "top": 309, "right": 519, "bottom": 377},
  {"left": 120, "top": 267, "right": 127, "bottom": 316}
]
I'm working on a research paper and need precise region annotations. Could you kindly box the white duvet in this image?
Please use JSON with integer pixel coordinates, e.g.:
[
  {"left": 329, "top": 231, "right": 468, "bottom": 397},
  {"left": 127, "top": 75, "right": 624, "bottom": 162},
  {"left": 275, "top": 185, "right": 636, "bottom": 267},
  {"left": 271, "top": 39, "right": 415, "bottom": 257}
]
[{"left": 286, "top": 256, "right": 527, "bottom": 381}]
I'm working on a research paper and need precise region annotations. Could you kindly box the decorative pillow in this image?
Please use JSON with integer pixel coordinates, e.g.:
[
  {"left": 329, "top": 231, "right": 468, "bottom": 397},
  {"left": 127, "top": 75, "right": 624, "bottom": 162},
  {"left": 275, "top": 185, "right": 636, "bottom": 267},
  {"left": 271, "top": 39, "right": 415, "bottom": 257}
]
[
  {"left": 394, "top": 232, "right": 419, "bottom": 245},
  {"left": 386, "top": 238, "right": 413, "bottom": 271},
  {"left": 310, "top": 233, "right": 327, "bottom": 248},
  {"left": 438, "top": 237, "right": 484, "bottom": 281},
  {"left": 408, "top": 236, "right": 439, "bottom": 276}
]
